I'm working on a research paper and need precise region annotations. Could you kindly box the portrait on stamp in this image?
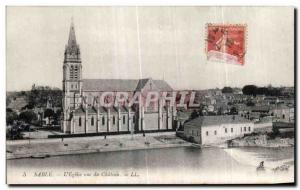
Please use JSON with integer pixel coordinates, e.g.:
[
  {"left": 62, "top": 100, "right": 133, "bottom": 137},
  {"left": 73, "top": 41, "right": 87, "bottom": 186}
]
[{"left": 206, "top": 24, "right": 246, "bottom": 65}]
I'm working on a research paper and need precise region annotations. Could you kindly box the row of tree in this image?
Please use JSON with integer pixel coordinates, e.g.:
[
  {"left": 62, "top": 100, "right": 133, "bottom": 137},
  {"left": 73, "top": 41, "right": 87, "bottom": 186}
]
[
  {"left": 221, "top": 85, "right": 289, "bottom": 97},
  {"left": 7, "top": 85, "right": 63, "bottom": 110},
  {"left": 28, "top": 84, "right": 62, "bottom": 108},
  {"left": 7, "top": 108, "right": 38, "bottom": 126},
  {"left": 221, "top": 87, "right": 234, "bottom": 94},
  {"left": 242, "top": 85, "right": 283, "bottom": 96},
  {"left": 6, "top": 108, "right": 61, "bottom": 126}
]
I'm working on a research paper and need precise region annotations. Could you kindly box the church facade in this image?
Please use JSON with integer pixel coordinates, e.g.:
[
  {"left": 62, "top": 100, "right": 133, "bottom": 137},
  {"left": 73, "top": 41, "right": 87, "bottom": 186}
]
[{"left": 61, "top": 21, "right": 177, "bottom": 134}]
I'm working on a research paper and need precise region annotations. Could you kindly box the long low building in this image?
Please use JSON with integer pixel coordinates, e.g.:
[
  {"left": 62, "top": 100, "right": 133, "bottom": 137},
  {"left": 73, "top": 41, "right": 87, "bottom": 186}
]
[{"left": 183, "top": 115, "right": 254, "bottom": 145}]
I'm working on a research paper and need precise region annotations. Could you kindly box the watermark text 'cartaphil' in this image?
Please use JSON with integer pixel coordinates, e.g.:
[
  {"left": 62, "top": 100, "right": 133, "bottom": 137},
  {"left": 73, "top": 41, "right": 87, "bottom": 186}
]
[{"left": 83, "top": 91, "right": 200, "bottom": 109}]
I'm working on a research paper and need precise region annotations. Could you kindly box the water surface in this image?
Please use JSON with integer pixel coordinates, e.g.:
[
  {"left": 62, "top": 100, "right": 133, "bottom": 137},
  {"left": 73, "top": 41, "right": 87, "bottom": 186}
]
[{"left": 7, "top": 146, "right": 294, "bottom": 184}]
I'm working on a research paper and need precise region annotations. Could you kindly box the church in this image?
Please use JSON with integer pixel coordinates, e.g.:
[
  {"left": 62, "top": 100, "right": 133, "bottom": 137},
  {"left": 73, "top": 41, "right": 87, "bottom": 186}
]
[{"left": 61, "top": 21, "right": 177, "bottom": 134}]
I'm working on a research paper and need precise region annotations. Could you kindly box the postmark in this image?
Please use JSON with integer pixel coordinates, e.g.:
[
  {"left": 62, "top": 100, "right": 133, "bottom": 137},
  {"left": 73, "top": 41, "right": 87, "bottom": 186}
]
[{"left": 206, "top": 24, "right": 247, "bottom": 65}]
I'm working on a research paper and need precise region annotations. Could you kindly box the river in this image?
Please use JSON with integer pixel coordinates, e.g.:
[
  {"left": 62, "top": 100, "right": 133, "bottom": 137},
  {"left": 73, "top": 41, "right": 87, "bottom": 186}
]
[{"left": 7, "top": 146, "right": 294, "bottom": 184}]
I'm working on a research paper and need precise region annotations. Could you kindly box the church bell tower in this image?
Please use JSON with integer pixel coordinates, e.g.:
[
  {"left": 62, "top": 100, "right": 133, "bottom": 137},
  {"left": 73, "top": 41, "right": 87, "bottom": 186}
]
[{"left": 62, "top": 19, "right": 82, "bottom": 133}]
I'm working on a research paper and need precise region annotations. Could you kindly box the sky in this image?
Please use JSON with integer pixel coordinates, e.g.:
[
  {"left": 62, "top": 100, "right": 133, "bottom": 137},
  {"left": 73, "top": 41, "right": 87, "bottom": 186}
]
[{"left": 6, "top": 6, "right": 294, "bottom": 91}]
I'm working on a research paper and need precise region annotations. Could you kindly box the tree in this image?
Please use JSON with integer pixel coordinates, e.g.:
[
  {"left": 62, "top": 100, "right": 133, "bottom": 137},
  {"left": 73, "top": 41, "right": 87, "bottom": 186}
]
[
  {"left": 28, "top": 85, "right": 62, "bottom": 108},
  {"left": 198, "top": 104, "right": 205, "bottom": 116},
  {"left": 227, "top": 102, "right": 233, "bottom": 106},
  {"left": 267, "top": 87, "right": 281, "bottom": 96},
  {"left": 230, "top": 107, "right": 238, "bottom": 115},
  {"left": 189, "top": 109, "right": 199, "bottom": 120},
  {"left": 7, "top": 126, "right": 23, "bottom": 140},
  {"left": 6, "top": 97, "right": 11, "bottom": 107},
  {"left": 6, "top": 109, "right": 18, "bottom": 125},
  {"left": 256, "top": 87, "right": 268, "bottom": 95},
  {"left": 44, "top": 108, "right": 55, "bottom": 125},
  {"left": 242, "top": 85, "right": 283, "bottom": 97},
  {"left": 222, "top": 87, "right": 233, "bottom": 94},
  {"left": 242, "top": 85, "right": 258, "bottom": 96},
  {"left": 44, "top": 108, "right": 55, "bottom": 118},
  {"left": 217, "top": 107, "right": 224, "bottom": 115},
  {"left": 19, "top": 110, "right": 37, "bottom": 124},
  {"left": 53, "top": 109, "right": 62, "bottom": 120},
  {"left": 246, "top": 101, "right": 255, "bottom": 106}
]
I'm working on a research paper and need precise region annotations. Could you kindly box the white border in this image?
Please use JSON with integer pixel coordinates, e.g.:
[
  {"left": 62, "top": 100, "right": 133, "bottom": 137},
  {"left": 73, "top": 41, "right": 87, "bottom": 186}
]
[{"left": 1, "top": 1, "right": 299, "bottom": 189}]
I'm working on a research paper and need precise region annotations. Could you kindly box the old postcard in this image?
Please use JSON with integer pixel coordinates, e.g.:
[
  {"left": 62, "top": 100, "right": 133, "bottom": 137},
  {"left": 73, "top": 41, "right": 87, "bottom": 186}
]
[{"left": 6, "top": 6, "right": 295, "bottom": 184}]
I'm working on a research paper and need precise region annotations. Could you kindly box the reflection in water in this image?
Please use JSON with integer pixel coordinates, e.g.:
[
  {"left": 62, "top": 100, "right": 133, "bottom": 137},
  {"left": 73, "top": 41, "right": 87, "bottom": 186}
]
[{"left": 7, "top": 147, "right": 294, "bottom": 184}]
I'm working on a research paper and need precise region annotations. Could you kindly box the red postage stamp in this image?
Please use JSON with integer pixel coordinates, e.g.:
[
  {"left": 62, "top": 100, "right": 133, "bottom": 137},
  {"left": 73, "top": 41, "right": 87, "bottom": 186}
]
[{"left": 206, "top": 24, "right": 247, "bottom": 65}]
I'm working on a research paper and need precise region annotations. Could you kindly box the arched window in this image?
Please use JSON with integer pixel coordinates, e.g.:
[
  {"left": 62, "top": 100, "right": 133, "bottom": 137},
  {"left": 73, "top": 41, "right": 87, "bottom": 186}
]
[
  {"left": 91, "top": 116, "right": 94, "bottom": 126},
  {"left": 123, "top": 115, "right": 126, "bottom": 124},
  {"left": 102, "top": 117, "right": 105, "bottom": 125},
  {"left": 70, "top": 65, "right": 74, "bottom": 79},
  {"left": 74, "top": 65, "right": 78, "bottom": 79},
  {"left": 79, "top": 117, "right": 81, "bottom": 126},
  {"left": 113, "top": 116, "right": 116, "bottom": 125}
]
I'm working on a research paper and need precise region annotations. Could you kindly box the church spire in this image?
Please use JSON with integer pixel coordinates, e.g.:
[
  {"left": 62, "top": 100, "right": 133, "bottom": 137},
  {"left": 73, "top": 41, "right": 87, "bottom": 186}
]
[
  {"left": 64, "top": 18, "right": 81, "bottom": 61},
  {"left": 67, "top": 17, "right": 77, "bottom": 48}
]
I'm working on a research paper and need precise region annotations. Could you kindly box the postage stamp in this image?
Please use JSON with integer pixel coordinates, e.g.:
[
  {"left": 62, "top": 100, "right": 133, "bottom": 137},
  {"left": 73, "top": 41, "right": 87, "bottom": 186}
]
[{"left": 206, "top": 24, "right": 247, "bottom": 65}]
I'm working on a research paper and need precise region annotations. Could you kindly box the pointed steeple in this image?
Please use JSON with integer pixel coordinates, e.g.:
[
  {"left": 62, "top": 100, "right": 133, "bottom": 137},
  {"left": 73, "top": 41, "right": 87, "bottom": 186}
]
[
  {"left": 67, "top": 18, "right": 77, "bottom": 48},
  {"left": 64, "top": 18, "right": 81, "bottom": 61}
]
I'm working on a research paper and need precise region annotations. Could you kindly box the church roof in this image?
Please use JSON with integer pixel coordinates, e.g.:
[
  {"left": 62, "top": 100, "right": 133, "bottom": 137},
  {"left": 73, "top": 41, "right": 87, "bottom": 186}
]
[
  {"left": 119, "top": 106, "right": 128, "bottom": 113},
  {"left": 73, "top": 106, "right": 130, "bottom": 114},
  {"left": 153, "top": 80, "right": 173, "bottom": 91},
  {"left": 82, "top": 78, "right": 173, "bottom": 92},
  {"left": 87, "top": 106, "right": 97, "bottom": 114},
  {"left": 82, "top": 79, "right": 138, "bottom": 91},
  {"left": 73, "top": 106, "right": 97, "bottom": 114},
  {"left": 98, "top": 106, "right": 107, "bottom": 113},
  {"left": 135, "top": 79, "right": 150, "bottom": 91},
  {"left": 105, "top": 106, "right": 128, "bottom": 113},
  {"left": 184, "top": 115, "right": 252, "bottom": 128},
  {"left": 73, "top": 106, "right": 85, "bottom": 114}
]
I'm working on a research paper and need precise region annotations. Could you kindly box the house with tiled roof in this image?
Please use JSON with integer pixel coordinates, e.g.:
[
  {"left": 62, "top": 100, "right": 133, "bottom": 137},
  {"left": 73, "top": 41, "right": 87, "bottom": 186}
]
[
  {"left": 183, "top": 115, "right": 254, "bottom": 145},
  {"left": 61, "top": 21, "right": 176, "bottom": 134}
]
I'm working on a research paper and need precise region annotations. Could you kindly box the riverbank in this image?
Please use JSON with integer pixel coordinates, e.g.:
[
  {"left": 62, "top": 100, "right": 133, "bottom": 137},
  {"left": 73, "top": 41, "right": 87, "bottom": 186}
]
[
  {"left": 228, "top": 134, "right": 294, "bottom": 148},
  {"left": 7, "top": 131, "right": 294, "bottom": 160},
  {"left": 6, "top": 134, "right": 191, "bottom": 160}
]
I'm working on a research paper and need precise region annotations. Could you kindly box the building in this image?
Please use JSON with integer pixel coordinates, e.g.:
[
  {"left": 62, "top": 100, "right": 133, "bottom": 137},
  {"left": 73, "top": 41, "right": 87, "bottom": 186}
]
[
  {"left": 183, "top": 115, "right": 254, "bottom": 145},
  {"left": 7, "top": 96, "right": 27, "bottom": 114},
  {"left": 271, "top": 104, "right": 294, "bottom": 123},
  {"left": 61, "top": 21, "right": 176, "bottom": 134},
  {"left": 272, "top": 121, "right": 294, "bottom": 135}
]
